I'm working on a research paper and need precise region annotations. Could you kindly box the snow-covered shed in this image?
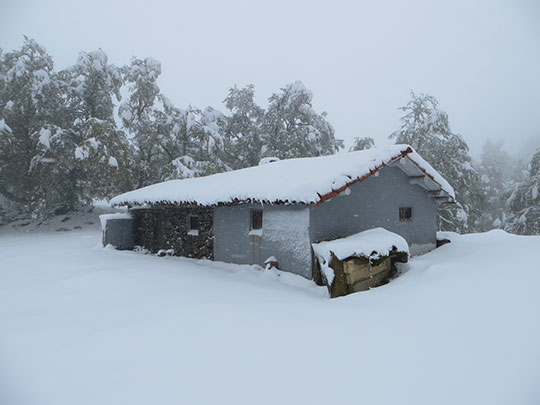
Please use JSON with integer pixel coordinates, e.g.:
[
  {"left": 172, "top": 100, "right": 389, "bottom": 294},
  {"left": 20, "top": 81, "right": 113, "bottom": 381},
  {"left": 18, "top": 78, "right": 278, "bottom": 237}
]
[
  {"left": 312, "top": 228, "right": 409, "bottom": 297},
  {"left": 108, "top": 144, "right": 454, "bottom": 280}
]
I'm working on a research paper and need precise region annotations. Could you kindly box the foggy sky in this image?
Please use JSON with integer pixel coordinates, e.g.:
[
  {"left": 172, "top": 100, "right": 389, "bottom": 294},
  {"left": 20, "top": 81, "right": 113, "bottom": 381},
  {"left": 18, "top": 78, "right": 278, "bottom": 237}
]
[{"left": 2, "top": 0, "right": 539, "bottom": 158}]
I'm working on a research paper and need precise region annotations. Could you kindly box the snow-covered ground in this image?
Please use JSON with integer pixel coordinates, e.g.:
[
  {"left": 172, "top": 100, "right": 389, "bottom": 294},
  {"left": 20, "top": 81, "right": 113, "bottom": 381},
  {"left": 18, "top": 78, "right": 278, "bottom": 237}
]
[{"left": 1, "top": 213, "right": 540, "bottom": 405}]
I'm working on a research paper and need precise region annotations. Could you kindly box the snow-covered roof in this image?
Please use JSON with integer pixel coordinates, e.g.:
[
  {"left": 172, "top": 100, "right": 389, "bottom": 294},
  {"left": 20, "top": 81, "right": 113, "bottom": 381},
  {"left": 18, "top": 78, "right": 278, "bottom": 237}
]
[
  {"left": 312, "top": 228, "right": 409, "bottom": 263},
  {"left": 110, "top": 144, "right": 455, "bottom": 207}
]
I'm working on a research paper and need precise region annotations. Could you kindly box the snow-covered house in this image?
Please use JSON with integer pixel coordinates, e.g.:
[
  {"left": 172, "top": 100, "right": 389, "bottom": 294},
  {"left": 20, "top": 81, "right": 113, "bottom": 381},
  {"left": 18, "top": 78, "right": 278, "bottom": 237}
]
[{"left": 107, "top": 145, "right": 454, "bottom": 281}]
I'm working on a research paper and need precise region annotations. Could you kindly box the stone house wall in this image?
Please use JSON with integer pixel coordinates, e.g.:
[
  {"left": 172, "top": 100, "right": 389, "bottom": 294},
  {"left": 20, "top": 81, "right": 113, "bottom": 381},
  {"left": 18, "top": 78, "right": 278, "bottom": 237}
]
[{"left": 130, "top": 205, "right": 214, "bottom": 259}]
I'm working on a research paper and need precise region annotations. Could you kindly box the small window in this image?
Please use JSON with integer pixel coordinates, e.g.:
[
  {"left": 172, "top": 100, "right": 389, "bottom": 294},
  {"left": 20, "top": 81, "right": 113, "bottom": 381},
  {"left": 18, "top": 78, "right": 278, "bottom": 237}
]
[
  {"left": 251, "top": 209, "right": 263, "bottom": 230},
  {"left": 187, "top": 215, "right": 199, "bottom": 236},
  {"left": 399, "top": 207, "right": 412, "bottom": 221},
  {"left": 188, "top": 215, "right": 199, "bottom": 230}
]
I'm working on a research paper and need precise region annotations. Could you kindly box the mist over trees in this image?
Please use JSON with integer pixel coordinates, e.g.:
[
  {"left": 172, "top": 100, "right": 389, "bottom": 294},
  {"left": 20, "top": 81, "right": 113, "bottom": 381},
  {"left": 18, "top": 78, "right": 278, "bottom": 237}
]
[
  {"left": 388, "top": 91, "right": 539, "bottom": 235},
  {"left": 389, "top": 92, "right": 484, "bottom": 233},
  {"left": 505, "top": 148, "right": 540, "bottom": 234},
  {"left": 0, "top": 38, "right": 538, "bottom": 236}
]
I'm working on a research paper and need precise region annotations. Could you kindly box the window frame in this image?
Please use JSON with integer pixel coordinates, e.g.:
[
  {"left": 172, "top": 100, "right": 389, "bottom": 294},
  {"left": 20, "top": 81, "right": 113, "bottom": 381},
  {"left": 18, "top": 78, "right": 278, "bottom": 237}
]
[
  {"left": 399, "top": 207, "right": 413, "bottom": 222},
  {"left": 250, "top": 209, "right": 263, "bottom": 230},
  {"left": 187, "top": 215, "right": 200, "bottom": 231}
]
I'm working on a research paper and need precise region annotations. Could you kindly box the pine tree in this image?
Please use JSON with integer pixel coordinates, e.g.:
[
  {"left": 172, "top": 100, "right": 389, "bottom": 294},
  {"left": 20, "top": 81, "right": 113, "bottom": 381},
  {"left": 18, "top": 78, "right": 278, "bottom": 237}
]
[
  {"left": 389, "top": 92, "right": 483, "bottom": 233},
  {"left": 261, "top": 81, "right": 343, "bottom": 159}
]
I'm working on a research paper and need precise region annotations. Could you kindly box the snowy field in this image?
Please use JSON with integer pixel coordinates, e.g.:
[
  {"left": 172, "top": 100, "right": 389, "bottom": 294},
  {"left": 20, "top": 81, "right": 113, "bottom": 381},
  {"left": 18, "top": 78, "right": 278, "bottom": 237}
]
[{"left": 1, "top": 213, "right": 540, "bottom": 405}]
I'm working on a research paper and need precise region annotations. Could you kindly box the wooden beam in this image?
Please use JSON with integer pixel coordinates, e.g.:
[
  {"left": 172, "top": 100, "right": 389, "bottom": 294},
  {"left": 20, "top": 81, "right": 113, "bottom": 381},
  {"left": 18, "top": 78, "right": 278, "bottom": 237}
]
[
  {"left": 434, "top": 196, "right": 454, "bottom": 203},
  {"left": 409, "top": 176, "right": 427, "bottom": 186},
  {"left": 428, "top": 190, "right": 445, "bottom": 198}
]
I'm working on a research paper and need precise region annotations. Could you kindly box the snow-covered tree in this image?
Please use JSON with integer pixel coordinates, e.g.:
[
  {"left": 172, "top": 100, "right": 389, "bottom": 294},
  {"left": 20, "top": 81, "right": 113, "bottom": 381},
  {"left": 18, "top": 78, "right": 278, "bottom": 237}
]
[
  {"left": 194, "top": 106, "right": 227, "bottom": 173},
  {"left": 506, "top": 148, "right": 540, "bottom": 235},
  {"left": 25, "top": 121, "right": 131, "bottom": 215},
  {"left": 29, "top": 47, "right": 134, "bottom": 215},
  {"left": 0, "top": 37, "right": 70, "bottom": 216},
  {"left": 63, "top": 49, "right": 123, "bottom": 122},
  {"left": 350, "top": 136, "right": 375, "bottom": 151},
  {"left": 389, "top": 92, "right": 483, "bottom": 233},
  {"left": 156, "top": 101, "right": 228, "bottom": 180},
  {"left": 121, "top": 57, "right": 228, "bottom": 184},
  {"left": 58, "top": 50, "right": 132, "bottom": 202},
  {"left": 0, "top": 40, "right": 133, "bottom": 218},
  {"left": 2, "top": 41, "right": 349, "bottom": 219},
  {"left": 119, "top": 57, "right": 162, "bottom": 187},
  {"left": 261, "top": 81, "right": 343, "bottom": 159},
  {"left": 153, "top": 99, "right": 195, "bottom": 179},
  {"left": 475, "top": 140, "right": 520, "bottom": 231},
  {"left": 222, "top": 84, "right": 264, "bottom": 168}
]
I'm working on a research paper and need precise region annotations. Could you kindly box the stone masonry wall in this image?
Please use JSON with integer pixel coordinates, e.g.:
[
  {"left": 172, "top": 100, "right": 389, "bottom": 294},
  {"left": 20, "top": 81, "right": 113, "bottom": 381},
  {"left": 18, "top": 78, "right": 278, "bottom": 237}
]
[{"left": 131, "top": 205, "right": 214, "bottom": 259}]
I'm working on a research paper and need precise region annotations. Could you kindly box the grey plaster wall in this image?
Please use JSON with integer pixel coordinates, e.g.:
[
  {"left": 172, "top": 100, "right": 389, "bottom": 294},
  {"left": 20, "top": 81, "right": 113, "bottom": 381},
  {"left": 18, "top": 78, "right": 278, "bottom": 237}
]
[
  {"left": 103, "top": 218, "right": 135, "bottom": 250},
  {"left": 213, "top": 204, "right": 254, "bottom": 266},
  {"left": 214, "top": 204, "right": 313, "bottom": 278},
  {"left": 309, "top": 165, "right": 437, "bottom": 254},
  {"left": 262, "top": 205, "right": 312, "bottom": 278},
  {"left": 214, "top": 166, "right": 437, "bottom": 279}
]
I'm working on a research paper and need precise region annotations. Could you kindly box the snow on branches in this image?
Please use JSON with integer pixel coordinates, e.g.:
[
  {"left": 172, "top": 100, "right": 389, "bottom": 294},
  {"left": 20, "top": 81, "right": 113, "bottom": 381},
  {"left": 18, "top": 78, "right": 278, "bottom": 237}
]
[{"left": 0, "top": 39, "right": 342, "bottom": 219}]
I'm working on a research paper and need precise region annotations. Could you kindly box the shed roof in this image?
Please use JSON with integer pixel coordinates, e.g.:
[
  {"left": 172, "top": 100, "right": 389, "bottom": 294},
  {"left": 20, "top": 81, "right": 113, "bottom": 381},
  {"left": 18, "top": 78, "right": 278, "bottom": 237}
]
[
  {"left": 110, "top": 144, "right": 455, "bottom": 207},
  {"left": 312, "top": 227, "right": 410, "bottom": 263}
]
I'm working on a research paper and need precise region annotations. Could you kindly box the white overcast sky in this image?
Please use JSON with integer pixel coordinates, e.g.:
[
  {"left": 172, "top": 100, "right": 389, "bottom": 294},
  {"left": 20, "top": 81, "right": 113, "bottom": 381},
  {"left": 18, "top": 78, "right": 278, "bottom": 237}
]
[{"left": 2, "top": 0, "right": 540, "bottom": 158}]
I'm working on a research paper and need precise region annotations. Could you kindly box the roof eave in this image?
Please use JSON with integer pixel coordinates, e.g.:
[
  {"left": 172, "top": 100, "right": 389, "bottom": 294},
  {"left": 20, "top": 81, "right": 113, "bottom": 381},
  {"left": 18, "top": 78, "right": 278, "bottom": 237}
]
[{"left": 315, "top": 147, "right": 414, "bottom": 206}]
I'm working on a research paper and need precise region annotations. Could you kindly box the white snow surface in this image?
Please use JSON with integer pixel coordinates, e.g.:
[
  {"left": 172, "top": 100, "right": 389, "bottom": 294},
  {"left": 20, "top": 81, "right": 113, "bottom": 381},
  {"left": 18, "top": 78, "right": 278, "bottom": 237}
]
[
  {"left": 99, "top": 212, "right": 132, "bottom": 231},
  {"left": 264, "top": 256, "right": 278, "bottom": 263},
  {"left": 1, "top": 215, "right": 539, "bottom": 405},
  {"left": 38, "top": 128, "right": 51, "bottom": 149},
  {"left": 312, "top": 227, "right": 409, "bottom": 263},
  {"left": 258, "top": 156, "right": 280, "bottom": 165},
  {"left": 74, "top": 146, "right": 89, "bottom": 160},
  {"left": 0, "top": 118, "right": 12, "bottom": 133},
  {"left": 108, "top": 156, "right": 118, "bottom": 168},
  {"left": 110, "top": 144, "right": 455, "bottom": 207}
]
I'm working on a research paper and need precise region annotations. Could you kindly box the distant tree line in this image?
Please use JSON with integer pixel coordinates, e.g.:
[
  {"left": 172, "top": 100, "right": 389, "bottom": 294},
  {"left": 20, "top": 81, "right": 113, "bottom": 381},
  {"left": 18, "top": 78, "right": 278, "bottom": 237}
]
[{"left": 0, "top": 37, "right": 538, "bottom": 235}]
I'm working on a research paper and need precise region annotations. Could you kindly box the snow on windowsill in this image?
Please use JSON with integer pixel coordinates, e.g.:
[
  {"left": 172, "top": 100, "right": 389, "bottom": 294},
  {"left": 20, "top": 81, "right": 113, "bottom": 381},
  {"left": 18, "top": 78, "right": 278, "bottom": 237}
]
[
  {"left": 187, "top": 229, "right": 199, "bottom": 236},
  {"left": 248, "top": 229, "right": 263, "bottom": 237}
]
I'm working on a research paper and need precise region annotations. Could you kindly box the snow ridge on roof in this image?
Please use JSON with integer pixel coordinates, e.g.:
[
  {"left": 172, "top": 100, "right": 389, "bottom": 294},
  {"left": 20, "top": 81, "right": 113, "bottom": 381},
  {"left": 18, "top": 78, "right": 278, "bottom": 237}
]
[{"left": 110, "top": 144, "right": 454, "bottom": 207}]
